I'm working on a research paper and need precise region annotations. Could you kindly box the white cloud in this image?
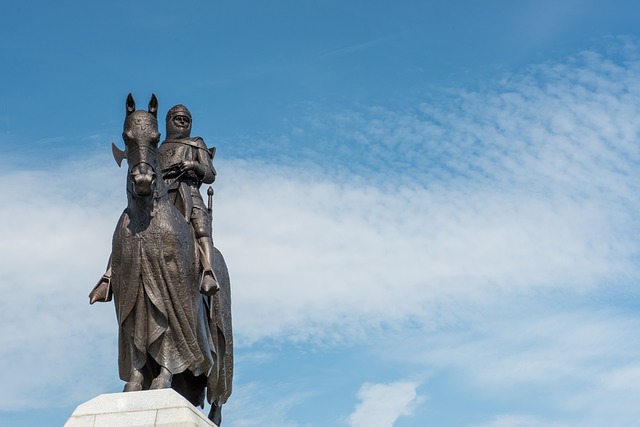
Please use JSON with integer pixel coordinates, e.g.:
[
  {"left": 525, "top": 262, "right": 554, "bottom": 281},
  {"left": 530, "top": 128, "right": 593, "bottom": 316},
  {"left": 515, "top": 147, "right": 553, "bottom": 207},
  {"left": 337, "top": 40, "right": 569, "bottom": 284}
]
[
  {"left": 217, "top": 150, "right": 635, "bottom": 343},
  {"left": 347, "top": 381, "right": 422, "bottom": 427},
  {"left": 471, "top": 414, "right": 565, "bottom": 427},
  {"left": 212, "top": 46, "right": 640, "bottom": 344},
  {"left": 601, "top": 363, "right": 640, "bottom": 391},
  {"left": 0, "top": 155, "right": 122, "bottom": 409}
]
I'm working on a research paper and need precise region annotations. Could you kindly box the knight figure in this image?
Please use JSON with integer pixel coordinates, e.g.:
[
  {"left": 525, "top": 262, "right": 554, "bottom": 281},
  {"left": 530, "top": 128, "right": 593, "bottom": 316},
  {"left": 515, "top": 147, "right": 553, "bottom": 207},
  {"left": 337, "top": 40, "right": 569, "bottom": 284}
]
[{"left": 159, "top": 104, "right": 219, "bottom": 296}]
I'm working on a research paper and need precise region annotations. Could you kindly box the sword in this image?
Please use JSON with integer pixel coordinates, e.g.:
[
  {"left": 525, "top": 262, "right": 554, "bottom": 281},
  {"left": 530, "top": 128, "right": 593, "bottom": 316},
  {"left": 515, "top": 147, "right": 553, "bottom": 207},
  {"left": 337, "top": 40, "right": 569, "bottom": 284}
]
[
  {"left": 208, "top": 186, "right": 214, "bottom": 223},
  {"left": 207, "top": 186, "right": 215, "bottom": 278}
]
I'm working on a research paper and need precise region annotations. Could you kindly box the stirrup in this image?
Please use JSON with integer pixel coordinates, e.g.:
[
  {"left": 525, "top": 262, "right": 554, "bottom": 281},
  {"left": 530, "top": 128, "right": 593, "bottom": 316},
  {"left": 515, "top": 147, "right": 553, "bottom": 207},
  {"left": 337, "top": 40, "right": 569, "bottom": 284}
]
[
  {"left": 201, "top": 269, "right": 220, "bottom": 295},
  {"left": 89, "top": 275, "right": 112, "bottom": 304}
]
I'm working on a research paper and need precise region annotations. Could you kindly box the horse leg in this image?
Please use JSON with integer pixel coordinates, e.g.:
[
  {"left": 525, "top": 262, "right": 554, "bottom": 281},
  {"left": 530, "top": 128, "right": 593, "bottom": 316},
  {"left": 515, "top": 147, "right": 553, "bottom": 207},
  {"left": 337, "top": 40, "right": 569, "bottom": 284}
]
[
  {"left": 123, "top": 339, "right": 144, "bottom": 392},
  {"left": 123, "top": 368, "right": 144, "bottom": 392},
  {"left": 150, "top": 366, "right": 173, "bottom": 389}
]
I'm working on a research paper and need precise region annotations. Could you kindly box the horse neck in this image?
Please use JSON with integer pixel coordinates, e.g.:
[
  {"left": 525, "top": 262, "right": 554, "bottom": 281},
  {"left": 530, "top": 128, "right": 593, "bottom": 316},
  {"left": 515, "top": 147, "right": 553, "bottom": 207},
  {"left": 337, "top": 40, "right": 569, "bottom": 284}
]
[{"left": 128, "top": 190, "right": 153, "bottom": 212}]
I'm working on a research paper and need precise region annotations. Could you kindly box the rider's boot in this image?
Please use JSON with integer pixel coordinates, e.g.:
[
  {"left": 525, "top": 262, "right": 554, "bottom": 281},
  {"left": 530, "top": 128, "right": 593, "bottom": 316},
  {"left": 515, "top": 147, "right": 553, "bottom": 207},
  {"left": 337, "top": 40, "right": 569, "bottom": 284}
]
[
  {"left": 198, "top": 237, "right": 220, "bottom": 296},
  {"left": 89, "top": 259, "right": 112, "bottom": 304},
  {"left": 150, "top": 367, "right": 173, "bottom": 389}
]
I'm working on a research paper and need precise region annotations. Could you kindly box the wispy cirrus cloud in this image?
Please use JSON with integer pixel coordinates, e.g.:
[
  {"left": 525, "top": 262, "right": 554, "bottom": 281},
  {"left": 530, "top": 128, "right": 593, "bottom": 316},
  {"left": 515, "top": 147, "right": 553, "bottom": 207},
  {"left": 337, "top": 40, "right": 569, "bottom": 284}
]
[
  {"left": 316, "top": 33, "right": 404, "bottom": 60},
  {"left": 217, "top": 48, "right": 640, "bottom": 342}
]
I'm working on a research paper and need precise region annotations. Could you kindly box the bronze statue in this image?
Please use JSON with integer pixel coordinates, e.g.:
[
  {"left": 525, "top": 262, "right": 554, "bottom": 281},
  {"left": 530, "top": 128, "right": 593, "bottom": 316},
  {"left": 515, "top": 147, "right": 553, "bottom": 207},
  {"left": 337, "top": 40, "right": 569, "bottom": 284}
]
[{"left": 89, "top": 94, "right": 233, "bottom": 425}]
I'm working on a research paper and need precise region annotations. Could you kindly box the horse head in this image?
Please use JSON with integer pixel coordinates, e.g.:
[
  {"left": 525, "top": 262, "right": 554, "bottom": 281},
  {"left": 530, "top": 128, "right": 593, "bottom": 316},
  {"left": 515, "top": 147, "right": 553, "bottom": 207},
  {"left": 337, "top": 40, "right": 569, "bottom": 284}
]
[{"left": 120, "top": 93, "right": 162, "bottom": 198}]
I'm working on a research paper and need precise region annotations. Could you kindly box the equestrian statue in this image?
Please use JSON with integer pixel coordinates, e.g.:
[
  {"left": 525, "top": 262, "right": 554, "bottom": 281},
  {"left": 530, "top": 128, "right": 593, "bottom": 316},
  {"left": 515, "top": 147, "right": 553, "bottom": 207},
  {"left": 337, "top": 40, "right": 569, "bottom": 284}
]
[{"left": 89, "top": 93, "right": 232, "bottom": 425}]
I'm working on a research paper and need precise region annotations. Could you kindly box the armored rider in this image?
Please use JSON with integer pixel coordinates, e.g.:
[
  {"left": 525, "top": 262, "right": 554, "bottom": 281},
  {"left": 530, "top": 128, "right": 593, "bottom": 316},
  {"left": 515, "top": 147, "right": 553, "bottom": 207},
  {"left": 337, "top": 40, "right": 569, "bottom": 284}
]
[{"left": 159, "top": 104, "right": 219, "bottom": 295}]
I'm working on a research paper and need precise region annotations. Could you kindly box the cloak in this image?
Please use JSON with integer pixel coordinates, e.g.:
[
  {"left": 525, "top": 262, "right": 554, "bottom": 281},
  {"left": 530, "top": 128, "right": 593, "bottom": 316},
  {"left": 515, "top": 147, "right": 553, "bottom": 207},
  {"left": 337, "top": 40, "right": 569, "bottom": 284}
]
[{"left": 111, "top": 200, "right": 214, "bottom": 381}]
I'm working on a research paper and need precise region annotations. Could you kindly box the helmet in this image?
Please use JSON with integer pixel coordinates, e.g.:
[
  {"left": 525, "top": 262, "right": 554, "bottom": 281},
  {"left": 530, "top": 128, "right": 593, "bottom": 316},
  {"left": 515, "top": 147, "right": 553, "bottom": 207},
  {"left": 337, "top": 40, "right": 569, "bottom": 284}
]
[
  {"left": 166, "top": 104, "right": 192, "bottom": 139},
  {"left": 166, "top": 104, "right": 192, "bottom": 122}
]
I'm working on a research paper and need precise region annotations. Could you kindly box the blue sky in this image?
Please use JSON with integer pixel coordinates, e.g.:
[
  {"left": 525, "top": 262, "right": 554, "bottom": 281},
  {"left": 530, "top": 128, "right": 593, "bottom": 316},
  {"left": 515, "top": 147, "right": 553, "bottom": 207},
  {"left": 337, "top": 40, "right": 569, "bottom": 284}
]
[{"left": 2, "top": 1, "right": 640, "bottom": 426}]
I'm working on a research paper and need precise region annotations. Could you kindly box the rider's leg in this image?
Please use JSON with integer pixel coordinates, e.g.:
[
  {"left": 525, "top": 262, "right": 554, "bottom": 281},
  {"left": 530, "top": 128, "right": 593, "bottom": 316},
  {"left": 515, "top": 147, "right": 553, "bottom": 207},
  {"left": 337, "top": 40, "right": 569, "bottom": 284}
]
[
  {"left": 192, "top": 210, "right": 219, "bottom": 295},
  {"left": 124, "top": 342, "right": 144, "bottom": 392},
  {"left": 198, "top": 237, "right": 220, "bottom": 295}
]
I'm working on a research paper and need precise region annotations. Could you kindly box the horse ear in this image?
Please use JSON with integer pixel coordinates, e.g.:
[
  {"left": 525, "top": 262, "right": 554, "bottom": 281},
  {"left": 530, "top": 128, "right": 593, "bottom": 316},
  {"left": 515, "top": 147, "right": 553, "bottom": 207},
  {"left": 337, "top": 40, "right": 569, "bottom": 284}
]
[
  {"left": 148, "top": 93, "right": 158, "bottom": 118},
  {"left": 126, "top": 93, "right": 136, "bottom": 116}
]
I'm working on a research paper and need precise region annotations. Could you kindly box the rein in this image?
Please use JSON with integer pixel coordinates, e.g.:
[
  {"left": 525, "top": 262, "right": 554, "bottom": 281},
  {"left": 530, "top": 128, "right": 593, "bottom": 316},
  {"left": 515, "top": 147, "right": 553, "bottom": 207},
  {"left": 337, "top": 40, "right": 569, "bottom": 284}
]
[{"left": 154, "top": 170, "right": 186, "bottom": 200}]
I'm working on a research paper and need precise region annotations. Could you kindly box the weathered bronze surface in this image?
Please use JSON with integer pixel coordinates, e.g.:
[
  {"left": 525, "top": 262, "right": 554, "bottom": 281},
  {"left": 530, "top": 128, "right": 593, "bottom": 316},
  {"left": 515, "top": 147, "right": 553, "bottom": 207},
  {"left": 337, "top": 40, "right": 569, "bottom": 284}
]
[{"left": 89, "top": 94, "right": 233, "bottom": 425}]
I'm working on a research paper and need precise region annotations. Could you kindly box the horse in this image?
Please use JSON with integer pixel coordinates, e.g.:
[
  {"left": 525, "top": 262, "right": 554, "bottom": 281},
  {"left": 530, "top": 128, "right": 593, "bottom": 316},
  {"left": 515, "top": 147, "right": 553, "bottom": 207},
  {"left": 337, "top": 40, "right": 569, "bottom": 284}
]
[{"left": 108, "top": 93, "right": 232, "bottom": 424}]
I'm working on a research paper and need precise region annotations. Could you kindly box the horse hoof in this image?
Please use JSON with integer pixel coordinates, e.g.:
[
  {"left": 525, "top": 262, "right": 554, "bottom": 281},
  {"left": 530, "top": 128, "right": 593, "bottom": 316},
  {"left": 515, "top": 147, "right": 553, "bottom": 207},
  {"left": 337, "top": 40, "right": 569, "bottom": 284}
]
[
  {"left": 150, "top": 376, "right": 172, "bottom": 390},
  {"left": 123, "top": 381, "right": 143, "bottom": 392}
]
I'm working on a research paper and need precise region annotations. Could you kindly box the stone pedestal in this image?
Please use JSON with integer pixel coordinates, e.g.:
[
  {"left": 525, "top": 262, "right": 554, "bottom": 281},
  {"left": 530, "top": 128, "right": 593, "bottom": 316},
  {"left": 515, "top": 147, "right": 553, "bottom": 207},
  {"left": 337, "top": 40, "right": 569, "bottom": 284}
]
[{"left": 65, "top": 389, "right": 216, "bottom": 427}]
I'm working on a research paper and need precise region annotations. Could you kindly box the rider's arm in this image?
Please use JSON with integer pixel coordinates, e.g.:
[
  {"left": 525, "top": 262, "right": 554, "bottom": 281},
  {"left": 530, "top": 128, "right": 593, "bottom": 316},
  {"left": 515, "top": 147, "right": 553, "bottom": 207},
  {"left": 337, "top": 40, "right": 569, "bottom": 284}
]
[{"left": 193, "top": 138, "right": 216, "bottom": 184}]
